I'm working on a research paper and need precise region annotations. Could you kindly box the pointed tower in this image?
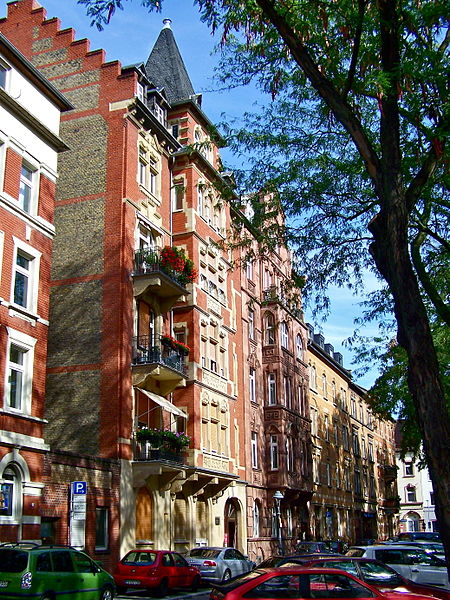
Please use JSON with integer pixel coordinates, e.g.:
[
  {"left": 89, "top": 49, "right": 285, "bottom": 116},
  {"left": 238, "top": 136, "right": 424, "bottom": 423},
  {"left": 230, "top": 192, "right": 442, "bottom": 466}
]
[{"left": 145, "top": 18, "right": 199, "bottom": 105}]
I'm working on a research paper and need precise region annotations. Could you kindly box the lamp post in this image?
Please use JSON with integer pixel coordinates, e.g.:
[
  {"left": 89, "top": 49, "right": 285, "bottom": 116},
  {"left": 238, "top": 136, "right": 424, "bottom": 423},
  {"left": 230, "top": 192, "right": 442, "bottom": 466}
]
[{"left": 273, "top": 490, "right": 284, "bottom": 555}]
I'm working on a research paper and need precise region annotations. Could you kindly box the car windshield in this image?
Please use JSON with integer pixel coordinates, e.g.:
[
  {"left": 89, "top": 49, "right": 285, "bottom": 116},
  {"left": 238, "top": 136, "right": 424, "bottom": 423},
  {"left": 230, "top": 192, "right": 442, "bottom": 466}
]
[
  {"left": 346, "top": 548, "right": 365, "bottom": 557},
  {"left": 0, "top": 549, "right": 29, "bottom": 572},
  {"left": 189, "top": 549, "right": 221, "bottom": 558},
  {"left": 122, "top": 551, "right": 156, "bottom": 565},
  {"left": 359, "top": 561, "right": 403, "bottom": 585}
]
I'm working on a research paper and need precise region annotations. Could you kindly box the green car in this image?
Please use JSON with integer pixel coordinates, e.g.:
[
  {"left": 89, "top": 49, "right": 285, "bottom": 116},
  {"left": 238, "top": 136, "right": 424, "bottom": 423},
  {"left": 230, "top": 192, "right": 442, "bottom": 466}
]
[{"left": 0, "top": 543, "right": 115, "bottom": 599}]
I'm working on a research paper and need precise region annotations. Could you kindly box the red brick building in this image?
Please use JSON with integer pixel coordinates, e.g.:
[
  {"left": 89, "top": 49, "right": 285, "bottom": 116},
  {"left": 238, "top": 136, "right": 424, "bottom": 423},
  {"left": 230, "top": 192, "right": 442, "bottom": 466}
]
[
  {"left": 0, "top": 31, "right": 71, "bottom": 542},
  {"left": 0, "top": 0, "right": 250, "bottom": 567}
]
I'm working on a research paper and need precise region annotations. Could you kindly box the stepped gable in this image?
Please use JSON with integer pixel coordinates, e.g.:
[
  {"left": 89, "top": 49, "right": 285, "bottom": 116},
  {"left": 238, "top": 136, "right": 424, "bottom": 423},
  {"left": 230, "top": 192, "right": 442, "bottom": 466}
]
[{"left": 145, "top": 18, "right": 195, "bottom": 104}]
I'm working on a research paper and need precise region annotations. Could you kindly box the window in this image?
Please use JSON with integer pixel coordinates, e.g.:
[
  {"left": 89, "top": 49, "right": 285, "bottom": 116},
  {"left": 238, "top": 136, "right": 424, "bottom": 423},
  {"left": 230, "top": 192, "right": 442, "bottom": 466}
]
[
  {"left": 286, "top": 437, "right": 294, "bottom": 471},
  {"left": 268, "top": 373, "right": 277, "bottom": 405},
  {"left": 13, "top": 250, "right": 33, "bottom": 309},
  {"left": 309, "top": 365, "right": 317, "bottom": 391},
  {"left": 324, "top": 414, "right": 330, "bottom": 441},
  {"left": 284, "top": 376, "right": 292, "bottom": 408},
  {"left": 7, "top": 344, "right": 26, "bottom": 411},
  {"left": 342, "top": 426, "right": 349, "bottom": 451},
  {"left": 264, "top": 313, "right": 275, "bottom": 345},
  {"left": 138, "top": 146, "right": 159, "bottom": 198},
  {"left": 246, "top": 259, "right": 254, "bottom": 280},
  {"left": 404, "top": 462, "right": 414, "bottom": 476},
  {"left": 252, "top": 501, "right": 260, "bottom": 537},
  {"left": 0, "top": 63, "right": 7, "bottom": 89},
  {"left": 280, "top": 322, "right": 289, "bottom": 349},
  {"left": 326, "top": 462, "right": 332, "bottom": 486},
  {"left": 0, "top": 467, "right": 15, "bottom": 516},
  {"left": 270, "top": 435, "right": 279, "bottom": 469},
  {"left": 249, "top": 368, "right": 256, "bottom": 403},
  {"left": 173, "top": 180, "right": 184, "bottom": 211},
  {"left": 197, "top": 184, "right": 204, "bottom": 215},
  {"left": 352, "top": 428, "right": 360, "bottom": 456},
  {"left": 354, "top": 469, "right": 362, "bottom": 495},
  {"left": 286, "top": 507, "right": 293, "bottom": 537},
  {"left": 296, "top": 334, "right": 304, "bottom": 360},
  {"left": 95, "top": 507, "right": 109, "bottom": 550},
  {"left": 310, "top": 407, "right": 318, "bottom": 437},
  {"left": 0, "top": 464, "right": 22, "bottom": 522},
  {"left": 251, "top": 432, "right": 258, "bottom": 469},
  {"left": 322, "top": 373, "right": 327, "bottom": 396},
  {"left": 19, "top": 163, "right": 35, "bottom": 213},
  {"left": 248, "top": 308, "right": 255, "bottom": 339},
  {"left": 406, "top": 485, "right": 417, "bottom": 502},
  {"left": 368, "top": 440, "right": 374, "bottom": 462},
  {"left": 4, "top": 329, "right": 36, "bottom": 415}
]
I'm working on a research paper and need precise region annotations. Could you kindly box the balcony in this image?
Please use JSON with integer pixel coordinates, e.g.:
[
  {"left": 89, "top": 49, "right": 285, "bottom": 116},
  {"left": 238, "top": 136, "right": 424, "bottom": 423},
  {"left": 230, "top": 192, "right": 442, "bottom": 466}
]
[
  {"left": 262, "top": 286, "right": 303, "bottom": 319},
  {"left": 132, "top": 335, "right": 188, "bottom": 395},
  {"left": 132, "top": 247, "right": 194, "bottom": 312},
  {"left": 380, "top": 464, "right": 398, "bottom": 483}
]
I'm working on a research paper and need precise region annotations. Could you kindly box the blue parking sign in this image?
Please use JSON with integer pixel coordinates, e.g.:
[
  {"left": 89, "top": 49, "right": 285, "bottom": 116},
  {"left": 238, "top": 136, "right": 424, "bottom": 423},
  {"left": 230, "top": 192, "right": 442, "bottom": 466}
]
[{"left": 71, "top": 481, "right": 87, "bottom": 495}]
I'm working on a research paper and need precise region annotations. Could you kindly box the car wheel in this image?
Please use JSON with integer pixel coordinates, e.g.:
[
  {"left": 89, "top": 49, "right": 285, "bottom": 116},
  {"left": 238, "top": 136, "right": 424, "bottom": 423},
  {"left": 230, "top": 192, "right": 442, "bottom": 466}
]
[
  {"left": 100, "top": 586, "right": 114, "bottom": 600},
  {"left": 221, "top": 569, "right": 231, "bottom": 582},
  {"left": 191, "top": 575, "right": 201, "bottom": 592},
  {"left": 40, "top": 596, "right": 52, "bottom": 600},
  {"left": 155, "top": 579, "right": 168, "bottom": 597}
]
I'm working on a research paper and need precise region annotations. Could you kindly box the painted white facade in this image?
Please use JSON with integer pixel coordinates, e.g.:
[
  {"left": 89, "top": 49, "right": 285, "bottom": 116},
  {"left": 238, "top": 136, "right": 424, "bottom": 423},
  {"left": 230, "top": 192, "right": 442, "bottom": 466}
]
[{"left": 396, "top": 451, "right": 438, "bottom": 533}]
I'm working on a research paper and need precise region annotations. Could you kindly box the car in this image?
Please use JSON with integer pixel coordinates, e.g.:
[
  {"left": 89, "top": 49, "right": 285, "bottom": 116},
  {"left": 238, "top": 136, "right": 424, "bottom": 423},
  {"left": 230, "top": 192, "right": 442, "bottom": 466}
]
[
  {"left": 283, "top": 554, "right": 450, "bottom": 600},
  {"left": 0, "top": 542, "right": 115, "bottom": 600},
  {"left": 384, "top": 541, "right": 445, "bottom": 559},
  {"left": 397, "top": 533, "right": 441, "bottom": 543},
  {"left": 208, "top": 565, "right": 448, "bottom": 600},
  {"left": 346, "top": 544, "right": 449, "bottom": 589},
  {"left": 113, "top": 549, "right": 200, "bottom": 596},
  {"left": 296, "top": 542, "right": 341, "bottom": 555},
  {"left": 257, "top": 554, "right": 342, "bottom": 569},
  {"left": 185, "top": 547, "right": 255, "bottom": 583}
]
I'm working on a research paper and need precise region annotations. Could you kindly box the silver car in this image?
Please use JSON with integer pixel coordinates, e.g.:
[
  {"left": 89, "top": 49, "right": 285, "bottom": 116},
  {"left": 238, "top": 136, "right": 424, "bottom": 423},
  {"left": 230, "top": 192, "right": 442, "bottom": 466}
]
[
  {"left": 185, "top": 547, "right": 255, "bottom": 583},
  {"left": 346, "top": 544, "right": 449, "bottom": 589}
]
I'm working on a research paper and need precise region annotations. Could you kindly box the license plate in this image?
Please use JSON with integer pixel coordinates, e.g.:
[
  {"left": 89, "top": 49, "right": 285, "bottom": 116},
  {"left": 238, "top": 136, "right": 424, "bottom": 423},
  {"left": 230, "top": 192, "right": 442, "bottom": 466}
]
[
  {"left": 0, "top": 582, "right": 8, "bottom": 588},
  {"left": 125, "top": 579, "right": 141, "bottom": 585}
]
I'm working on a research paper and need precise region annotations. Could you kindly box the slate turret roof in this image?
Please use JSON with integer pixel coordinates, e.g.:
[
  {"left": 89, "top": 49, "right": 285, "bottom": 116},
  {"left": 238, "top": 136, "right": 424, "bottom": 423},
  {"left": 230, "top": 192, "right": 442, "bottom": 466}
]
[{"left": 145, "top": 19, "right": 196, "bottom": 105}]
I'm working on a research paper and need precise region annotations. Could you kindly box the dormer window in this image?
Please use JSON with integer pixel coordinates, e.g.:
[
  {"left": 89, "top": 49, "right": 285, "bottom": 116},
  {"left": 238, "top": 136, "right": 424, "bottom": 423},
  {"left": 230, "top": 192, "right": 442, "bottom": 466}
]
[
  {"left": 137, "top": 82, "right": 146, "bottom": 103},
  {"left": 148, "top": 96, "right": 166, "bottom": 126}
]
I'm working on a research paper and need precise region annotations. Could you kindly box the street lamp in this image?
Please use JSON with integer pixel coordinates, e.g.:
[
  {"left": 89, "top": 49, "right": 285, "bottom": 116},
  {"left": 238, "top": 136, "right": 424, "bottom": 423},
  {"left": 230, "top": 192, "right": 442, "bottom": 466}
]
[{"left": 273, "top": 490, "right": 284, "bottom": 555}]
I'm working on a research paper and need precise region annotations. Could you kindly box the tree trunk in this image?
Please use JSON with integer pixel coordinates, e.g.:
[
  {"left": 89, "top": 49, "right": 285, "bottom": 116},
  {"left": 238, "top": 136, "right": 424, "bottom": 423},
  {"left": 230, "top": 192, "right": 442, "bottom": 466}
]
[{"left": 369, "top": 201, "right": 450, "bottom": 569}]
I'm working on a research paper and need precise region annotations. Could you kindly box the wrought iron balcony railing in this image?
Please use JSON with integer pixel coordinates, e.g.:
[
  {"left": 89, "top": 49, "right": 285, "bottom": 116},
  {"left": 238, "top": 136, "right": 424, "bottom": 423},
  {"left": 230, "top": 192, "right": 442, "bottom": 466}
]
[
  {"left": 132, "top": 335, "right": 188, "bottom": 376},
  {"left": 134, "top": 444, "right": 186, "bottom": 464}
]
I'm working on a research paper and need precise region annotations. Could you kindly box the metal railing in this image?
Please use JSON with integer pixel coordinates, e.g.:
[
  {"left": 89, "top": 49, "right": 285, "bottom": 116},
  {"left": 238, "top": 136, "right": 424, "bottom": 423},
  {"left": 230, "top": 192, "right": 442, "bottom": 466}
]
[
  {"left": 134, "top": 444, "right": 186, "bottom": 464},
  {"left": 132, "top": 335, "right": 188, "bottom": 376}
]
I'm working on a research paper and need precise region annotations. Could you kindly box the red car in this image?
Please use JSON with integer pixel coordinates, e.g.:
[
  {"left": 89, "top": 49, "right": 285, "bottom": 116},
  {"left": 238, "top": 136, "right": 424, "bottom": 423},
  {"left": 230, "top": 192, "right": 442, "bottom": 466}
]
[
  {"left": 113, "top": 549, "right": 201, "bottom": 596},
  {"left": 283, "top": 556, "right": 450, "bottom": 600},
  {"left": 209, "top": 566, "right": 448, "bottom": 600}
]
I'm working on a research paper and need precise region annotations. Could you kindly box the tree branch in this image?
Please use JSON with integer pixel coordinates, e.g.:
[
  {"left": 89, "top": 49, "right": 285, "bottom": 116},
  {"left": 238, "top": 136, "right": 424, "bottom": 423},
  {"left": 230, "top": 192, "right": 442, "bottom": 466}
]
[{"left": 254, "top": 0, "right": 382, "bottom": 194}]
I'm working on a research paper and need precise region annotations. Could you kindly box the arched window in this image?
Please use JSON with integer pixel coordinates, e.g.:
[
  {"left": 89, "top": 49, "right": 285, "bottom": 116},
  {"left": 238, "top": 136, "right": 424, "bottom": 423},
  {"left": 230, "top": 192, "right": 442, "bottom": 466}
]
[
  {"left": 296, "top": 334, "right": 303, "bottom": 360},
  {"left": 280, "top": 322, "right": 289, "bottom": 349},
  {"left": 0, "top": 464, "right": 21, "bottom": 520},
  {"left": 264, "top": 313, "right": 275, "bottom": 345},
  {"left": 252, "top": 501, "right": 260, "bottom": 538}
]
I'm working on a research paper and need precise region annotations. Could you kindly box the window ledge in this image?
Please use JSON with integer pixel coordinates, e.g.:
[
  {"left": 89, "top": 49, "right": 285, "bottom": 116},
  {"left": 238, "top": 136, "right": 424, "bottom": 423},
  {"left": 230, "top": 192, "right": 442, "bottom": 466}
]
[{"left": 0, "top": 409, "right": 48, "bottom": 424}]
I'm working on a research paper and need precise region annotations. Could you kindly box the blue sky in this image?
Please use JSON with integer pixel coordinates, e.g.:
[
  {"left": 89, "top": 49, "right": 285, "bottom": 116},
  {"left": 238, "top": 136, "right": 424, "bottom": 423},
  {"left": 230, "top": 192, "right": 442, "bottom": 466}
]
[{"left": 0, "top": 0, "right": 385, "bottom": 387}]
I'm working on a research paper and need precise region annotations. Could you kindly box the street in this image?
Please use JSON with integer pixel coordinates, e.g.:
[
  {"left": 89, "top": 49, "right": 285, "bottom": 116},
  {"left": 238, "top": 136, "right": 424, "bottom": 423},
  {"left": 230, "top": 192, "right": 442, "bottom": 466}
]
[{"left": 116, "top": 589, "right": 211, "bottom": 600}]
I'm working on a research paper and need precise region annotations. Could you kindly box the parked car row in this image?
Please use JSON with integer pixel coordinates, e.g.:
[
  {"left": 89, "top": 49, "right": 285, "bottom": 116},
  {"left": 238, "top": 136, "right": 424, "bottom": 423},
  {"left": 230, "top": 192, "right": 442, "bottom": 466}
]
[{"left": 1, "top": 541, "right": 447, "bottom": 599}]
